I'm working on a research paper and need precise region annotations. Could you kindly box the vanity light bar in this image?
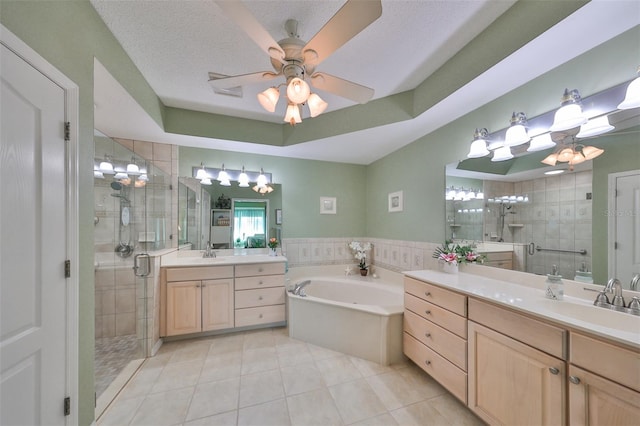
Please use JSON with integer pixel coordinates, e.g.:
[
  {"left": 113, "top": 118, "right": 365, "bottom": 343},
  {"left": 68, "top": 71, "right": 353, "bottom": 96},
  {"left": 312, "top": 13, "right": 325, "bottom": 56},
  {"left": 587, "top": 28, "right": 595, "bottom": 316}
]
[{"left": 192, "top": 166, "right": 273, "bottom": 185}]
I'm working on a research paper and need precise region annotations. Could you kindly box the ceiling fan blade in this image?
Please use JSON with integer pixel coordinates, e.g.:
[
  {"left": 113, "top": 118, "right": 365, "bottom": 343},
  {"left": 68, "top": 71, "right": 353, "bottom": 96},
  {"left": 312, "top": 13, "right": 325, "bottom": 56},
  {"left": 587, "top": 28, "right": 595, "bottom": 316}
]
[
  {"left": 302, "top": 0, "right": 382, "bottom": 67},
  {"left": 209, "top": 71, "right": 279, "bottom": 89},
  {"left": 215, "top": 1, "right": 286, "bottom": 64},
  {"left": 310, "top": 72, "right": 374, "bottom": 104}
]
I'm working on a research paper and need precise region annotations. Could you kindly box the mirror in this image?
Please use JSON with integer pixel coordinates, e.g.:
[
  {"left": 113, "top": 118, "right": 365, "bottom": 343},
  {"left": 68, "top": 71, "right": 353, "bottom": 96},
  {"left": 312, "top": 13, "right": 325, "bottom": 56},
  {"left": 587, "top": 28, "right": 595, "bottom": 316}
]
[
  {"left": 177, "top": 178, "right": 282, "bottom": 250},
  {"left": 177, "top": 177, "right": 211, "bottom": 250}
]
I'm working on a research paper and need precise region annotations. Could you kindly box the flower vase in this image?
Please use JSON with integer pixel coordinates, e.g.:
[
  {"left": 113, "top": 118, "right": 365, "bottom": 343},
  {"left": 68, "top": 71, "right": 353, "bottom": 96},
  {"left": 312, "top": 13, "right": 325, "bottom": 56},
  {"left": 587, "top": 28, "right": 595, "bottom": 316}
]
[
  {"left": 269, "top": 248, "right": 277, "bottom": 257},
  {"left": 360, "top": 269, "right": 368, "bottom": 276},
  {"left": 442, "top": 261, "right": 458, "bottom": 274}
]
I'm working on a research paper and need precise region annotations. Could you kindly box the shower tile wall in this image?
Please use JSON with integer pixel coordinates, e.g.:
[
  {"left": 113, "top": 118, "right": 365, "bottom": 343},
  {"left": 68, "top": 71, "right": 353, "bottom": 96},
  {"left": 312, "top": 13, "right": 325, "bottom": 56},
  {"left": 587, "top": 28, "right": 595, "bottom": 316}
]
[{"left": 483, "top": 170, "right": 593, "bottom": 279}]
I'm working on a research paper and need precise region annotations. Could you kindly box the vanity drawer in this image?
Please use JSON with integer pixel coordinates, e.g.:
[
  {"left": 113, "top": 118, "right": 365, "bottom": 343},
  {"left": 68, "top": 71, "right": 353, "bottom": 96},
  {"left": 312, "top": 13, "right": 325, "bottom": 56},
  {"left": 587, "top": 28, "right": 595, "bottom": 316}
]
[
  {"left": 405, "top": 293, "right": 467, "bottom": 338},
  {"left": 165, "top": 265, "right": 233, "bottom": 282},
  {"left": 235, "top": 274, "right": 284, "bottom": 290},
  {"left": 404, "top": 277, "right": 466, "bottom": 316},
  {"left": 235, "top": 262, "right": 285, "bottom": 278},
  {"left": 570, "top": 333, "right": 640, "bottom": 392},
  {"left": 235, "top": 304, "right": 285, "bottom": 327},
  {"left": 468, "top": 299, "right": 566, "bottom": 359},
  {"left": 403, "top": 332, "right": 467, "bottom": 403},
  {"left": 235, "top": 287, "right": 285, "bottom": 309},
  {"left": 404, "top": 309, "right": 467, "bottom": 370}
]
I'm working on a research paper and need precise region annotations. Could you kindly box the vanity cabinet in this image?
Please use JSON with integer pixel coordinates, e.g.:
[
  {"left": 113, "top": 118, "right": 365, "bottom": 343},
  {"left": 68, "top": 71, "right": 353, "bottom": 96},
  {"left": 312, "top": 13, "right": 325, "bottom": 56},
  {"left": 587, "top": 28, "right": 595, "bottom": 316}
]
[
  {"left": 468, "top": 321, "right": 565, "bottom": 425},
  {"left": 568, "top": 333, "right": 640, "bottom": 425},
  {"left": 482, "top": 251, "right": 513, "bottom": 270},
  {"left": 403, "top": 277, "right": 468, "bottom": 403},
  {"left": 234, "top": 262, "right": 285, "bottom": 327},
  {"left": 467, "top": 298, "right": 566, "bottom": 425},
  {"left": 162, "top": 266, "right": 234, "bottom": 336}
]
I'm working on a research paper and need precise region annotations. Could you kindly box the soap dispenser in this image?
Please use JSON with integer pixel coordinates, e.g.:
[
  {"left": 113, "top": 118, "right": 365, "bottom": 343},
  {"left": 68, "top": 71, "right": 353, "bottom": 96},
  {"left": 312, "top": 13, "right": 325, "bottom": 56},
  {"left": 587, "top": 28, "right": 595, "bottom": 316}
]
[{"left": 545, "top": 265, "right": 564, "bottom": 300}]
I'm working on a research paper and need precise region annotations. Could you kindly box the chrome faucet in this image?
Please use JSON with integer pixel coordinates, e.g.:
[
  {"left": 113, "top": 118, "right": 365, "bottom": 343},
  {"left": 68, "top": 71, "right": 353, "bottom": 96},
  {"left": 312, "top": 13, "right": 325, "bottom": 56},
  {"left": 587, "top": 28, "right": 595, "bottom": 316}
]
[
  {"left": 610, "top": 279, "right": 626, "bottom": 311},
  {"left": 631, "top": 273, "right": 640, "bottom": 291},
  {"left": 290, "top": 280, "right": 311, "bottom": 297},
  {"left": 203, "top": 241, "right": 216, "bottom": 258}
]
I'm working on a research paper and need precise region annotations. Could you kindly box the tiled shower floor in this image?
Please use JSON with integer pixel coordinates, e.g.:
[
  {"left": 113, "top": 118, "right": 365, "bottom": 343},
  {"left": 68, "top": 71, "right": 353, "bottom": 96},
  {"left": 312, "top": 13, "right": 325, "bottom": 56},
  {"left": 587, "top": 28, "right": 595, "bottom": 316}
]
[{"left": 95, "top": 334, "right": 143, "bottom": 398}]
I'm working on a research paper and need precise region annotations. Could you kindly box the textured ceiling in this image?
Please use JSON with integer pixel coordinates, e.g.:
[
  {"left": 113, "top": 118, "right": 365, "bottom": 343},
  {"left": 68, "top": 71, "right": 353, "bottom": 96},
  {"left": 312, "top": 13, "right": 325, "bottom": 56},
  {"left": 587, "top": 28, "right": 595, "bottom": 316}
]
[{"left": 91, "top": 0, "right": 514, "bottom": 122}]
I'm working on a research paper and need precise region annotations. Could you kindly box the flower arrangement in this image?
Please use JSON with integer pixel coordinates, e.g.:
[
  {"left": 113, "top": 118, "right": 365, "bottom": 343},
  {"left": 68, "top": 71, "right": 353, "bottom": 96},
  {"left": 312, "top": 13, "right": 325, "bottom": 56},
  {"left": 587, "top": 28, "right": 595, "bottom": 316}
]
[
  {"left": 349, "top": 241, "right": 372, "bottom": 270},
  {"left": 268, "top": 237, "right": 279, "bottom": 249},
  {"left": 433, "top": 241, "right": 484, "bottom": 266}
]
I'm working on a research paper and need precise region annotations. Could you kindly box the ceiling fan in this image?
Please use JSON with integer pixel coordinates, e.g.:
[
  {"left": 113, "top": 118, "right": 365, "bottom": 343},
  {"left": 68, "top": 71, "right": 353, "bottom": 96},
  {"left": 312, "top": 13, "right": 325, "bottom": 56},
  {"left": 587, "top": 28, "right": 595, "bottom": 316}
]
[{"left": 209, "top": 0, "right": 382, "bottom": 124}]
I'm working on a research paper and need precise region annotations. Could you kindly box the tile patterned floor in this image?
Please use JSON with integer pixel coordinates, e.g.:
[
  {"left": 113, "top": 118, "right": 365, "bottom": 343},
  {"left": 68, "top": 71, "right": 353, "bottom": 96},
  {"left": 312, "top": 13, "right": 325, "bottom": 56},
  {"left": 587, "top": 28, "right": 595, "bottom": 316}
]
[
  {"left": 98, "top": 327, "right": 485, "bottom": 426},
  {"left": 95, "top": 334, "right": 143, "bottom": 398}
]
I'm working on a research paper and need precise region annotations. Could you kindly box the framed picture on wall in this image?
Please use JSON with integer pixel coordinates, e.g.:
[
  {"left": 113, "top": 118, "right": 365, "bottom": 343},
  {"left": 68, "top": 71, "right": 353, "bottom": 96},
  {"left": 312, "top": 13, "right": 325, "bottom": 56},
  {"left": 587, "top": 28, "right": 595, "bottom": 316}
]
[
  {"left": 388, "top": 190, "right": 403, "bottom": 212},
  {"left": 320, "top": 197, "right": 337, "bottom": 214},
  {"left": 275, "top": 209, "right": 283, "bottom": 225}
]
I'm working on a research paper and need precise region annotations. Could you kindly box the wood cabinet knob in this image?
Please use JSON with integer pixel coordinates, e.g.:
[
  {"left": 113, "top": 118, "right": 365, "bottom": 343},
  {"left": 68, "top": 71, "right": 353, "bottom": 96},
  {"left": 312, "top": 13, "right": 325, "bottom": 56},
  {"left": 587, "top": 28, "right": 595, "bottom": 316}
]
[
  {"left": 425, "top": 310, "right": 431, "bottom": 315},
  {"left": 425, "top": 332, "right": 431, "bottom": 338},
  {"left": 425, "top": 360, "right": 431, "bottom": 366},
  {"left": 259, "top": 314, "right": 263, "bottom": 319},
  {"left": 425, "top": 292, "right": 431, "bottom": 297},
  {"left": 258, "top": 296, "right": 263, "bottom": 300},
  {"left": 569, "top": 376, "right": 581, "bottom": 385}
]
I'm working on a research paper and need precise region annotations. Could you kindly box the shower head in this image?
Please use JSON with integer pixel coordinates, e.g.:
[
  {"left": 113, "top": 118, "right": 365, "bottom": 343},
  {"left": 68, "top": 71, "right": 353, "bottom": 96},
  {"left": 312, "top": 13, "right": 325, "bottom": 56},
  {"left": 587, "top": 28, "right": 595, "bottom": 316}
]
[{"left": 110, "top": 181, "right": 122, "bottom": 191}]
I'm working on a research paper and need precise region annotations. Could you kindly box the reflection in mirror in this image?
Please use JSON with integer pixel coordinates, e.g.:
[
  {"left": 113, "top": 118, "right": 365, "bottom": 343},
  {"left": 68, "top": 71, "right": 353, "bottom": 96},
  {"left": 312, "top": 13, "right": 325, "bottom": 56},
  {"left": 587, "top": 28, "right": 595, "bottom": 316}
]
[
  {"left": 177, "top": 179, "right": 282, "bottom": 251},
  {"left": 232, "top": 199, "right": 269, "bottom": 248},
  {"left": 177, "top": 177, "right": 210, "bottom": 250}
]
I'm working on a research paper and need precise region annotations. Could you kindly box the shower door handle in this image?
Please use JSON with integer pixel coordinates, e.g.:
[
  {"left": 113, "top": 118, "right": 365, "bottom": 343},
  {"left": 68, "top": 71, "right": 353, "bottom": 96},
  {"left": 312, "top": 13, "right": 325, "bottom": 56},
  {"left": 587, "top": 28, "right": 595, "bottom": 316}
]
[{"left": 133, "top": 253, "right": 151, "bottom": 277}]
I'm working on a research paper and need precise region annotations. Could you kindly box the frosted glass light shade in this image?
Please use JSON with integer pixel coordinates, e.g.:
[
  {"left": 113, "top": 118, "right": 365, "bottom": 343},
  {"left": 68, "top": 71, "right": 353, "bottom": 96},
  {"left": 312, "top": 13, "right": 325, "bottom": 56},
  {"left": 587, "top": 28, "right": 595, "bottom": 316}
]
[
  {"left": 217, "top": 168, "right": 230, "bottom": 183},
  {"left": 94, "top": 170, "right": 104, "bottom": 179},
  {"left": 126, "top": 160, "right": 139, "bottom": 174},
  {"left": 467, "top": 139, "right": 489, "bottom": 158},
  {"left": 581, "top": 145, "right": 604, "bottom": 160},
  {"left": 286, "top": 78, "right": 310, "bottom": 104},
  {"left": 307, "top": 93, "right": 328, "bottom": 117},
  {"left": 618, "top": 76, "right": 640, "bottom": 109},
  {"left": 256, "top": 170, "right": 268, "bottom": 188},
  {"left": 542, "top": 153, "right": 558, "bottom": 166},
  {"left": 114, "top": 172, "right": 128, "bottom": 180},
  {"left": 195, "top": 167, "right": 208, "bottom": 180},
  {"left": 200, "top": 178, "right": 212, "bottom": 185},
  {"left": 557, "top": 147, "right": 575, "bottom": 163},
  {"left": 99, "top": 161, "right": 114, "bottom": 173},
  {"left": 550, "top": 103, "right": 586, "bottom": 132},
  {"left": 257, "top": 87, "right": 279, "bottom": 112},
  {"left": 219, "top": 178, "right": 231, "bottom": 187},
  {"left": 504, "top": 124, "right": 530, "bottom": 147},
  {"left": 491, "top": 145, "right": 513, "bottom": 162},
  {"left": 576, "top": 116, "right": 614, "bottom": 138},
  {"left": 238, "top": 169, "right": 250, "bottom": 187},
  {"left": 284, "top": 104, "right": 302, "bottom": 125},
  {"left": 527, "top": 133, "right": 556, "bottom": 152}
]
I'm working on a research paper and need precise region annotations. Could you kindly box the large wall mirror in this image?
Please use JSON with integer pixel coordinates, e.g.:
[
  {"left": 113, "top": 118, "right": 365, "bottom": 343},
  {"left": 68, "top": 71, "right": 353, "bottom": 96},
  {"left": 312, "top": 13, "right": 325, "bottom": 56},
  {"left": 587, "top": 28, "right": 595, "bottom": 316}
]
[{"left": 177, "top": 177, "right": 282, "bottom": 250}]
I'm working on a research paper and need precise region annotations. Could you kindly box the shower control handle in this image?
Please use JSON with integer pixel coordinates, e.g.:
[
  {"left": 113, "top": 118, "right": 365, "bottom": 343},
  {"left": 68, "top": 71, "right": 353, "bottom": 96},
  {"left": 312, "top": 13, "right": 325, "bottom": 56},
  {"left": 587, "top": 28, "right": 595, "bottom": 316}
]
[{"left": 133, "top": 253, "right": 150, "bottom": 277}]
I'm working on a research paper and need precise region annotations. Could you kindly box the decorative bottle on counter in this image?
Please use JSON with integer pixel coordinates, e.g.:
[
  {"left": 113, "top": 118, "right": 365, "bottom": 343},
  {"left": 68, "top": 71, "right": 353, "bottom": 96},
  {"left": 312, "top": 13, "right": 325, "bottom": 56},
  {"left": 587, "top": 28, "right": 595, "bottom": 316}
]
[{"left": 544, "top": 264, "right": 564, "bottom": 300}]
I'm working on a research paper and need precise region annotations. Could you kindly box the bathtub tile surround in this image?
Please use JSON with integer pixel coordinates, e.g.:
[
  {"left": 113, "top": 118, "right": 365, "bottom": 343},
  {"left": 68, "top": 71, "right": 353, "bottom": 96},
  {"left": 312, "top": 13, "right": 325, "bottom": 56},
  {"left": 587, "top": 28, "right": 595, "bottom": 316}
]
[
  {"left": 282, "top": 237, "right": 442, "bottom": 273},
  {"left": 97, "top": 328, "right": 485, "bottom": 426}
]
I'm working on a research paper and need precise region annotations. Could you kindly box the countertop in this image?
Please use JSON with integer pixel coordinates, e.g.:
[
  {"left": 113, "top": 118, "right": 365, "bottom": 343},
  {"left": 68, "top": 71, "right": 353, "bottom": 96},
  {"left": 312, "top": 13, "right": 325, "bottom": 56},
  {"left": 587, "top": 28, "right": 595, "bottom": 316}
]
[
  {"left": 404, "top": 269, "right": 640, "bottom": 349},
  {"left": 161, "top": 250, "right": 287, "bottom": 267}
]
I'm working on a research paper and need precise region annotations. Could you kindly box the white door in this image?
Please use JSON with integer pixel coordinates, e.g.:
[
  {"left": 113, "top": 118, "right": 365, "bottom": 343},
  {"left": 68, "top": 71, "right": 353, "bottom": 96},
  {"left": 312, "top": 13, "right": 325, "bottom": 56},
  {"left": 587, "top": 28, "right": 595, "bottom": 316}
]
[
  {"left": 610, "top": 170, "right": 640, "bottom": 287},
  {"left": 1, "top": 44, "right": 68, "bottom": 425}
]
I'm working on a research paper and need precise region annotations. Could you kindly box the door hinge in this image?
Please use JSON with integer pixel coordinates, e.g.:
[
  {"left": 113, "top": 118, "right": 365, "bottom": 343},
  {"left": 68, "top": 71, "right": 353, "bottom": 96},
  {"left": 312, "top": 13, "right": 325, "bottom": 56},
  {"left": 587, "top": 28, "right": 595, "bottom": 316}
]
[
  {"left": 64, "top": 397, "right": 70, "bottom": 416},
  {"left": 64, "top": 260, "right": 71, "bottom": 278},
  {"left": 64, "top": 122, "right": 70, "bottom": 141}
]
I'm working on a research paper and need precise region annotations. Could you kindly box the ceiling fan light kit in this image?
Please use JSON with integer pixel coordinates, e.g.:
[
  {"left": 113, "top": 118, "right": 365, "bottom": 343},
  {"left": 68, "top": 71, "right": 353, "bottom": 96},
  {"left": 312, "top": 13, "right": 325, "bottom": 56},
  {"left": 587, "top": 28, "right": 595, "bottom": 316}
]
[{"left": 211, "top": 0, "right": 382, "bottom": 125}]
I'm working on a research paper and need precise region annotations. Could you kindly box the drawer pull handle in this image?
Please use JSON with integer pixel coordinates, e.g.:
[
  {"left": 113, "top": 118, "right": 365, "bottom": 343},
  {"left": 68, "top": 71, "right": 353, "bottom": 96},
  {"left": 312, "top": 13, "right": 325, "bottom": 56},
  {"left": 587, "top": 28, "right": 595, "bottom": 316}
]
[
  {"left": 425, "top": 332, "right": 431, "bottom": 338},
  {"left": 259, "top": 281, "right": 263, "bottom": 285},
  {"left": 258, "top": 296, "right": 263, "bottom": 300},
  {"left": 425, "top": 360, "right": 431, "bottom": 366},
  {"left": 425, "top": 292, "right": 431, "bottom": 297},
  {"left": 259, "top": 314, "right": 263, "bottom": 318},
  {"left": 548, "top": 367, "right": 560, "bottom": 375},
  {"left": 569, "top": 376, "right": 581, "bottom": 385},
  {"left": 425, "top": 310, "right": 431, "bottom": 315},
  {"left": 258, "top": 268, "right": 263, "bottom": 272}
]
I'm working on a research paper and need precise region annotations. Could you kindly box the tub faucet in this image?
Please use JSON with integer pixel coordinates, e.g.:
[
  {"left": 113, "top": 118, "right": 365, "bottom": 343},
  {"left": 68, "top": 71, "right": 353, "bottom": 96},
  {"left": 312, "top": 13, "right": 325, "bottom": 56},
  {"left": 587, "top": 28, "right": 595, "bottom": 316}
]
[
  {"left": 291, "top": 280, "right": 311, "bottom": 297},
  {"left": 203, "top": 241, "right": 216, "bottom": 258}
]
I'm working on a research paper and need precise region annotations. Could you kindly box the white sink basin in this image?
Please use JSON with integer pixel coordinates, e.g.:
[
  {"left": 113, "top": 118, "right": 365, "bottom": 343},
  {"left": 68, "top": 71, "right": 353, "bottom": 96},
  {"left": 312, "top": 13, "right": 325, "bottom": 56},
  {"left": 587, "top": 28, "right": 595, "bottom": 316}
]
[{"left": 538, "top": 298, "right": 640, "bottom": 334}]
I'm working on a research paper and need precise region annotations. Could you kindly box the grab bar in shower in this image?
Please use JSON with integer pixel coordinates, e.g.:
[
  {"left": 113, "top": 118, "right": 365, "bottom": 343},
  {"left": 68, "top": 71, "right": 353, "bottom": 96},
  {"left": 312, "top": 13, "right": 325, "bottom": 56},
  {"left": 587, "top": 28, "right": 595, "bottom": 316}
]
[{"left": 535, "top": 245, "right": 587, "bottom": 255}]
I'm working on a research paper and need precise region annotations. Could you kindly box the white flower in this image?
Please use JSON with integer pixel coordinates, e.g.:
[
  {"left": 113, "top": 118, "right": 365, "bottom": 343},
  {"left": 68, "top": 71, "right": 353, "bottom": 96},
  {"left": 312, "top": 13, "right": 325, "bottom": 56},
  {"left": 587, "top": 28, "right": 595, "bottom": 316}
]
[{"left": 349, "top": 241, "right": 372, "bottom": 269}]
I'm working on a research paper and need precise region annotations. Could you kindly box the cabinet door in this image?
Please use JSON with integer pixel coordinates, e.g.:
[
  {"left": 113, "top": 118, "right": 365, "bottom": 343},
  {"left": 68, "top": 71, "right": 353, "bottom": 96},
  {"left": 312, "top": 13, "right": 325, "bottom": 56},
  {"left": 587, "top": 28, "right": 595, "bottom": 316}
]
[
  {"left": 202, "top": 278, "right": 234, "bottom": 331},
  {"left": 468, "top": 322, "right": 565, "bottom": 426},
  {"left": 166, "top": 281, "right": 202, "bottom": 336},
  {"left": 568, "top": 365, "right": 640, "bottom": 426}
]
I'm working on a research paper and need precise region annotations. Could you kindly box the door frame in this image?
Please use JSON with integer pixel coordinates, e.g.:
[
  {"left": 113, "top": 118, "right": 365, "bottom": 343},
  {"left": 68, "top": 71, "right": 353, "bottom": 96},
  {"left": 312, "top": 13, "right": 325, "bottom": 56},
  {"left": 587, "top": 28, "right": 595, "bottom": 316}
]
[
  {"left": 607, "top": 169, "right": 640, "bottom": 281},
  {"left": 1, "top": 24, "right": 79, "bottom": 424}
]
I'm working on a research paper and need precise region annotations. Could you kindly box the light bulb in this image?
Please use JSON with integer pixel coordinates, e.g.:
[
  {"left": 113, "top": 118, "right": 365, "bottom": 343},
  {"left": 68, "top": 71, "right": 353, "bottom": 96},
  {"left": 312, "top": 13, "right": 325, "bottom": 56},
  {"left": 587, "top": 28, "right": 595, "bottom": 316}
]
[{"left": 286, "top": 77, "right": 310, "bottom": 104}]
